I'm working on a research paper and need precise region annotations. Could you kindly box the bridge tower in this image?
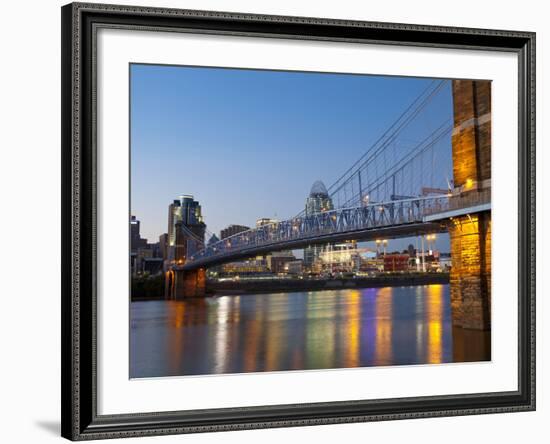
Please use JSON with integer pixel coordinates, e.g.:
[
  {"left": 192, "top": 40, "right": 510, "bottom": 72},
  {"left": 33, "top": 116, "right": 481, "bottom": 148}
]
[
  {"left": 449, "top": 80, "right": 492, "bottom": 330},
  {"left": 165, "top": 221, "right": 206, "bottom": 299}
]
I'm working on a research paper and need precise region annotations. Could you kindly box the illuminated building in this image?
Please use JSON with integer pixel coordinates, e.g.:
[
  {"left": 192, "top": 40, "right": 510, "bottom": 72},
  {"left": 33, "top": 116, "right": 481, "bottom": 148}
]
[
  {"left": 168, "top": 195, "right": 204, "bottom": 246},
  {"left": 167, "top": 200, "right": 180, "bottom": 247},
  {"left": 303, "top": 180, "right": 334, "bottom": 268},
  {"left": 319, "top": 241, "right": 358, "bottom": 272},
  {"left": 268, "top": 251, "right": 296, "bottom": 273},
  {"left": 383, "top": 254, "right": 410, "bottom": 272},
  {"left": 221, "top": 259, "right": 269, "bottom": 275},
  {"left": 255, "top": 218, "right": 289, "bottom": 264},
  {"left": 167, "top": 195, "right": 206, "bottom": 260},
  {"left": 256, "top": 217, "right": 278, "bottom": 228}
]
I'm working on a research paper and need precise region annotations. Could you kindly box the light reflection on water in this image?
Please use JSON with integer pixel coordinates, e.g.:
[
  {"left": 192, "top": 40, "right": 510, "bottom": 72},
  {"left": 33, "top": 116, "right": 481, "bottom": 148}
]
[{"left": 130, "top": 284, "right": 490, "bottom": 378}]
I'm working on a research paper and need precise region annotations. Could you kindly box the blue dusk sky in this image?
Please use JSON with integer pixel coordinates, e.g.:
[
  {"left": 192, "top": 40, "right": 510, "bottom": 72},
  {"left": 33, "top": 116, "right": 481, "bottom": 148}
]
[{"left": 130, "top": 64, "right": 452, "bottom": 252}]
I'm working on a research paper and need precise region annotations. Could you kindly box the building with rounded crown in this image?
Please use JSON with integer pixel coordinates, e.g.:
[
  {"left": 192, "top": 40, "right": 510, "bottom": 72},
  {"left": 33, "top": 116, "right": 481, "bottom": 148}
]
[{"left": 304, "top": 180, "right": 334, "bottom": 268}]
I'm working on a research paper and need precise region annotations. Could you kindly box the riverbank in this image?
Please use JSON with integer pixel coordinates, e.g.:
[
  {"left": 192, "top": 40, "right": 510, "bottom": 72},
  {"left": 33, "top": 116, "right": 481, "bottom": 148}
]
[
  {"left": 130, "top": 272, "right": 450, "bottom": 301},
  {"left": 208, "top": 272, "right": 449, "bottom": 296}
]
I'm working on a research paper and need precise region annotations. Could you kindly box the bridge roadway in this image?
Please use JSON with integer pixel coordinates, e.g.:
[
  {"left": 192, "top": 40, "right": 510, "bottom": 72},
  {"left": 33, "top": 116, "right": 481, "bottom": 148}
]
[{"left": 180, "top": 195, "right": 456, "bottom": 271}]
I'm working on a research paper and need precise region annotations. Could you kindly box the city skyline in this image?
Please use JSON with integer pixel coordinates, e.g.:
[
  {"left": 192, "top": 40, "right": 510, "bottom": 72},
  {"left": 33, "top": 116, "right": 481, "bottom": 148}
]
[
  {"left": 130, "top": 64, "right": 453, "bottom": 251},
  {"left": 129, "top": 66, "right": 493, "bottom": 378}
]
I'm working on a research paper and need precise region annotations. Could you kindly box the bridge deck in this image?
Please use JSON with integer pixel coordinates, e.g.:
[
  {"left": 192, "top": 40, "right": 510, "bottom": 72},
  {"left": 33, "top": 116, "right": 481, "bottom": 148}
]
[
  {"left": 179, "top": 193, "right": 490, "bottom": 271},
  {"left": 183, "top": 221, "right": 444, "bottom": 270}
]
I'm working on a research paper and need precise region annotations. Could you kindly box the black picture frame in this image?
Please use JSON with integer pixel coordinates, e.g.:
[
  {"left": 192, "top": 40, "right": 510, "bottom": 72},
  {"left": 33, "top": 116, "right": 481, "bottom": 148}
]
[{"left": 61, "top": 2, "right": 536, "bottom": 440}]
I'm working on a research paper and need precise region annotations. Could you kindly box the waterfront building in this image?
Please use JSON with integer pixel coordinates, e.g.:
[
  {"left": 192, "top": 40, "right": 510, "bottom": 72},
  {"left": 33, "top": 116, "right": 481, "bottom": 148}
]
[
  {"left": 319, "top": 241, "right": 358, "bottom": 273},
  {"left": 167, "top": 200, "right": 180, "bottom": 248},
  {"left": 141, "top": 257, "right": 164, "bottom": 276},
  {"left": 168, "top": 195, "right": 204, "bottom": 246},
  {"left": 158, "top": 233, "right": 168, "bottom": 261},
  {"left": 148, "top": 241, "right": 161, "bottom": 258},
  {"left": 383, "top": 254, "right": 410, "bottom": 272},
  {"left": 167, "top": 195, "right": 206, "bottom": 260},
  {"left": 130, "top": 215, "right": 147, "bottom": 252},
  {"left": 220, "top": 224, "right": 250, "bottom": 240},
  {"left": 130, "top": 224, "right": 164, "bottom": 275},
  {"left": 130, "top": 215, "right": 152, "bottom": 276},
  {"left": 284, "top": 260, "right": 304, "bottom": 275},
  {"left": 132, "top": 247, "right": 152, "bottom": 276},
  {"left": 221, "top": 259, "right": 269, "bottom": 276},
  {"left": 303, "top": 180, "right": 334, "bottom": 268},
  {"left": 268, "top": 251, "right": 296, "bottom": 274}
]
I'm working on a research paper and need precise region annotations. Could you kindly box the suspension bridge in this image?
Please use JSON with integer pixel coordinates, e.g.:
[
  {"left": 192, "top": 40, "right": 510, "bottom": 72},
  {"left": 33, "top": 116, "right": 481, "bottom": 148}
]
[
  {"left": 167, "top": 79, "right": 492, "bottom": 330},
  {"left": 176, "top": 80, "right": 488, "bottom": 270}
]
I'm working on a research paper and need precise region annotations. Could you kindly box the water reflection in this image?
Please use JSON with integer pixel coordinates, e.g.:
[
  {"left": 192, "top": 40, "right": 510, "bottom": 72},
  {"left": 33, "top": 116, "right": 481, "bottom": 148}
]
[
  {"left": 344, "top": 290, "right": 360, "bottom": 368},
  {"left": 374, "top": 287, "right": 393, "bottom": 366},
  {"left": 426, "top": 284, "right": 443, "bottom": 364},
  {"left": 130, "top": 284, "right": 490, "bottom": 378}
]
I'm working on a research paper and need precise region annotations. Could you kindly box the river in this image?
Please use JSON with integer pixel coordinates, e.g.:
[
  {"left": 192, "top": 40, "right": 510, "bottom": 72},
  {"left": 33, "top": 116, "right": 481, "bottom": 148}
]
[{"left": 130, "top": 284, "right": 490, "bottom": 378}]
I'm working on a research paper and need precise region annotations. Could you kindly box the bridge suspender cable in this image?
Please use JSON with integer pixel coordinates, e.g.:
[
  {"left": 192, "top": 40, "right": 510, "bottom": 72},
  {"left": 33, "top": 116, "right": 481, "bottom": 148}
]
[
  {"left": 327, "top": 80, "right": 447, "bottom": 194},
  {"left": 338, "top": 121, "right": 453, "bottom": 208},
  {"left": 292, "top": 79, "right": 449, "bottom": 219}
]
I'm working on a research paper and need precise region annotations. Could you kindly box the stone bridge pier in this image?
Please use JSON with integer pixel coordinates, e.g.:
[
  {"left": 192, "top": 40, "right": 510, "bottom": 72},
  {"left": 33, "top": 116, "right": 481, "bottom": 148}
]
[
  {"left": 165, "top": 221, "right": 206, "bottom": 299},
  {"left": 449, "top": 79, "right": 492, "bottom": 330}
]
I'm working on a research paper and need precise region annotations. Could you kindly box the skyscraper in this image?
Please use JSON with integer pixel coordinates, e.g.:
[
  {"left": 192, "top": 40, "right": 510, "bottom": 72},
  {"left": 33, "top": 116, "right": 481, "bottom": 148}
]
[
  {"left": 305, "top": 180, "right": 333, "bottom": 215},
  {"left": 159, "top": 233, "right": 169, "bottom": 261},
  {"left": 130, "top": 215, "right": 147, "bottom": 252},
  {"left": 220, "top": 224, "right": 250, "bottom": 240},
  {"left": 256, "top": 218, "right": 278, "bottom": 228},
  {"left": 303, "top": 180, "right": 334, "bottom": 268},
  {"left": 167, "top": 195, "right": 206, "bottom": 260},
  {"left": 167, "top": 200, "right": 181, "bottom": 248}
]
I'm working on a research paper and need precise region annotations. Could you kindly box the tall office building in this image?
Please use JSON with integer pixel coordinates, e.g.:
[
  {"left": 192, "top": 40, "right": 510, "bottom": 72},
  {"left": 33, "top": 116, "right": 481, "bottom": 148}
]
[
  {"left": 305, "top": 180, "right": 333, "bottom": 215},
  {"left": 220, "top": 224, "right": 250, "bottom": 240},
  {"left": 167, "top": 200, "right": 180, "bottom": 248},
  {"left": 167, "top": 195, "right": 206, "bottom": 260},
  {"left": 256, "top": 218, "right": 278, "bottom": 228},
  {"left": 158, "top": 233, "right": 169, "bottom": 261},
  {"left": 304, "top": 180, "right": 334, "bottom": 268},
  {"left": 130, "top": 215, "right": 147, "bottom": 252}
]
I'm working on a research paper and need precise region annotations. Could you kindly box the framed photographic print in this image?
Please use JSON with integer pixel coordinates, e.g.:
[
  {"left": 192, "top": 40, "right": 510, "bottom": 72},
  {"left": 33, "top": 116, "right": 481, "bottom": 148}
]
[{"left": 61, "top": 2, "right": 536, "bottom": 440}]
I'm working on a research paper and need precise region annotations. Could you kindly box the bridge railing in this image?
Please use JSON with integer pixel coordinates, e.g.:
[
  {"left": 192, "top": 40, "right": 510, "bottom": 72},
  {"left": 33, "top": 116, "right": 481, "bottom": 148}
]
[
  {"left": 187, "top": 196, "right": 451, "bottom": 265},
  {"left": 423, "top": 187, "right": 491, "bottom": 218}
]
